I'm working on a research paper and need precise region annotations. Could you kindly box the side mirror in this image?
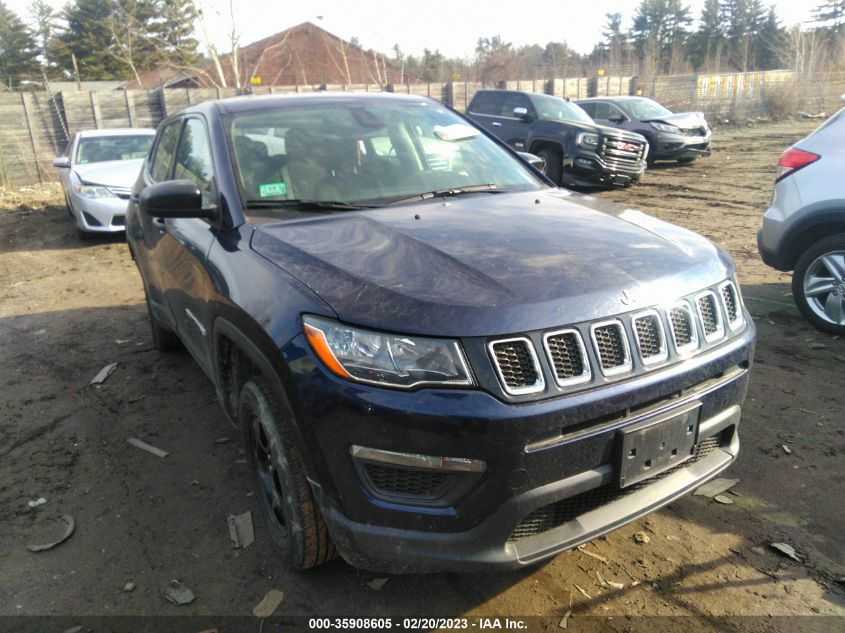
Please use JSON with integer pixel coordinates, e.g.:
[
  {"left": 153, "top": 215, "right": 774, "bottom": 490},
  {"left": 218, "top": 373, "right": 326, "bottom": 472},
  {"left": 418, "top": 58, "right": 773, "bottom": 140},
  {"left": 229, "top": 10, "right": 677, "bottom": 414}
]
[
  {"left": 518, "top": 151, "right": 545, "bottom": 172},
  {"left": 53, "top": 157, "right": 70, "bottom": 168},
  {"left": 139, "top": 180, "right": 216, "bottom": 219},
  {"left": 513, "top": 107, "right": 533, "bottom": 122},
  {"left": 609, "top": 114, "right": 625, "bottom": 124}
]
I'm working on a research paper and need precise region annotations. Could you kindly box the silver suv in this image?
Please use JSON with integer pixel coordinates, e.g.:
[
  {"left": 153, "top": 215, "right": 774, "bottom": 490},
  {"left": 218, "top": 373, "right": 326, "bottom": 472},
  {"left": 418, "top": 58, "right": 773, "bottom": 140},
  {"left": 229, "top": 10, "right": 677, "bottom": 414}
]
[{"left": 758, "top": 105, "right": 845, "bottom": 335}]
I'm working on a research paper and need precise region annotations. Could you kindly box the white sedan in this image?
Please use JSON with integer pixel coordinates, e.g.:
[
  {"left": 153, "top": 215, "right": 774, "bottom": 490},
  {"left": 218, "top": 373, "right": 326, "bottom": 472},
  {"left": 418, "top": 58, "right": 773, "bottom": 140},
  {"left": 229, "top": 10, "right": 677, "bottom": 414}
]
[{"left": 54, "top": 128, "right": 156, "bottom": 234}]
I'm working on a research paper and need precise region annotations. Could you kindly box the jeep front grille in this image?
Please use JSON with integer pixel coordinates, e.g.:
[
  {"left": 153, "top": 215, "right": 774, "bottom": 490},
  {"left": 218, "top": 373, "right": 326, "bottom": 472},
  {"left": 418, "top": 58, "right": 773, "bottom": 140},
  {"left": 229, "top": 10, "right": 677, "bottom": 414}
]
[
  {"left": 543, "top": 329, "right": 590, "bottom": 386},
  {"left": 632, "top": 310, "right": 667, "bottom": 365},
  {"left": 696, "top": 291, "right": 724, "bottom": 341},
  {"left": 489, "top": 338, "right": 544, "bottom": 395},
  {"left": 669, "top": 301, "right": 698, "bottom": 354},
  {"left": 719, "top": 281, "right": 742, "bottom": 330},
  {"left": 590, "top": 321, "right": 631, "bottom": 376}
]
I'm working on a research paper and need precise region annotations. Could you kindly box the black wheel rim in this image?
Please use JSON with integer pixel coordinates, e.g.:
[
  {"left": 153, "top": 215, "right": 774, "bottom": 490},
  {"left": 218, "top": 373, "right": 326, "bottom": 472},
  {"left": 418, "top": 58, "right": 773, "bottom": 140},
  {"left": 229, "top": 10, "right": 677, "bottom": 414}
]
[{"left": 250, "top": 412, "right": 287, "bottom": 537}]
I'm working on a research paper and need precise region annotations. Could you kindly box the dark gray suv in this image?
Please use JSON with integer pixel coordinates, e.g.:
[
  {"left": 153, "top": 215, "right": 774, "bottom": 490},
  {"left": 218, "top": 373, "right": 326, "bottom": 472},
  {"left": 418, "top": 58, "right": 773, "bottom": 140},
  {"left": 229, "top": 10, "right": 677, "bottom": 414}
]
[{"left": 577, "top": 96, "right": 712, "bottom": 164}]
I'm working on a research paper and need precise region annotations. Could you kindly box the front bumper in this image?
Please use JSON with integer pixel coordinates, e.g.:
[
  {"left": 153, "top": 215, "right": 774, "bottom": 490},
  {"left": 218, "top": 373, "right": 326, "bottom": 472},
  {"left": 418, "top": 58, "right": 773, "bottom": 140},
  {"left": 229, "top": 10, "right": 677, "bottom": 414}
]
[
  {"left": 70, "top": 192, "right": 129, "bottom": 233},
  {"left": 282, "top": 320, "right": 755, "bottom": 573},
  {"left": 652, "top": 133, "right": 712, "bottom": 160},
  {"left": 563, "top": 149, "right": 646, "bottom": 188}
]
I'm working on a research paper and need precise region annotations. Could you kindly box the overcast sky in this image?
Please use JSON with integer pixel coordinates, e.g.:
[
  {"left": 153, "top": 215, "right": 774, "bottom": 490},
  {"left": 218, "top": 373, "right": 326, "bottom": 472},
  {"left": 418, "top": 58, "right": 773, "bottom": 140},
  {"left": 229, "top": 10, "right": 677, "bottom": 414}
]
[{"left": 8, "top": 0, "right": 817, "bottom": 59}]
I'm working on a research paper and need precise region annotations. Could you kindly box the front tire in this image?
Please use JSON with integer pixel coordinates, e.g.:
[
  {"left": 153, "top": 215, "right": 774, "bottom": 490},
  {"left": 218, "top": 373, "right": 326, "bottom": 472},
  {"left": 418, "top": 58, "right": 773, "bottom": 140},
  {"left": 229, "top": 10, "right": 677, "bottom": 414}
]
[
  {"left": 537, "top": 147, "right": 562, "bottom": 185},
  {"left": 240, "top": 378, "right": 336, "bottom": 569},
  {"left": 792, "top": 233, "right": 845, "bottom": 335}
]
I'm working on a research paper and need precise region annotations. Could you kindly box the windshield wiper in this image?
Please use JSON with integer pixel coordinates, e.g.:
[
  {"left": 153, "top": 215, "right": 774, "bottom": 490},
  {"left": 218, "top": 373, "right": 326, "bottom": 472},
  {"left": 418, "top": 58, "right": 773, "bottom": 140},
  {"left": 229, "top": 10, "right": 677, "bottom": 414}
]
[
  {"left": 386, "top": 183, "right": 507, "bottom": 205},
  {"left": 245, "top": 199, "right": 381, "bottom": 211}
]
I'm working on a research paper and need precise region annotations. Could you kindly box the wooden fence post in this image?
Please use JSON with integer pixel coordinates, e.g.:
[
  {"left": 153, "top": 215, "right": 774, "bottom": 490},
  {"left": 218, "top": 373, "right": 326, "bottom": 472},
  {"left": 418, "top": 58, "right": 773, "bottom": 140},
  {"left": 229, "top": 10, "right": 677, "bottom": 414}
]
[
  {"left": 89, "top": 91, "right": 100, "bottom": 128},
  {"left": 20, "top": 93, "right": 44, "bottom": 184},
  {"left": 124, "top": 90, "right": 135, "bottom": 127}
]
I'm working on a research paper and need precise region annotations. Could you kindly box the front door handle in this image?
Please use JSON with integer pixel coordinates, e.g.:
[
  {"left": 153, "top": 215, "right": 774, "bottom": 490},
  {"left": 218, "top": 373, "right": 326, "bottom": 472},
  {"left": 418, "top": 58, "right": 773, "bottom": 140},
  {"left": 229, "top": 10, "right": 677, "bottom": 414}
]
[{"left": 491, "top": 121, "right": 502, "bottom": 127}]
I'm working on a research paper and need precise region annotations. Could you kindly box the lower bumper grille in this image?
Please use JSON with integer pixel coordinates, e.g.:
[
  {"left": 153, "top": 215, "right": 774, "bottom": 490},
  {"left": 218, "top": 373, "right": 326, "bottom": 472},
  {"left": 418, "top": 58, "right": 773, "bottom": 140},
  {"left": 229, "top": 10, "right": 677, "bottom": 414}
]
[
  {"left": 364, "top": 463, "right": 456, "bottom": 498},
  {"left": 508, "top": 434, "right": 724, "bottom": 542}
]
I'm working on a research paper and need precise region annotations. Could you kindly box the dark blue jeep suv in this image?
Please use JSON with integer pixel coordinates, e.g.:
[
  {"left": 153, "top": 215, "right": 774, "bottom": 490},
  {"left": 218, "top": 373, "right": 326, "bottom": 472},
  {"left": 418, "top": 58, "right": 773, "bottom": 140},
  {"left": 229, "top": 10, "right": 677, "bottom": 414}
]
[{"left": 126, "top": 92, "right": 755, "bottom": 573}]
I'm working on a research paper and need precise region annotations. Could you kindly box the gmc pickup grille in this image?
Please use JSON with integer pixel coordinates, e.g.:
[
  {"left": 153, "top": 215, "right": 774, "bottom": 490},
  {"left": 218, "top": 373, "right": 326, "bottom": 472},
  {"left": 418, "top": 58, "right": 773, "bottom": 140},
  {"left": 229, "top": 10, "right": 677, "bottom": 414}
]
[{"left": 600, "top": 137, "right": 646, "bottom": 164}]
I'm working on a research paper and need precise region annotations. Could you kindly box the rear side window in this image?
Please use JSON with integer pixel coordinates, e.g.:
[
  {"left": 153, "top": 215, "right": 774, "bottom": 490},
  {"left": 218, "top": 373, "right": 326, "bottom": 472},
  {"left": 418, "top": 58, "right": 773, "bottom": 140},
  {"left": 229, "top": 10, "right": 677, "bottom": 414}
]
[
  {"left": 150, "top": 121, "right": 182, "bottom": 182},
  {"left": 174, "top": 118, "right": 214, "bottom": 191},
  {"left": 470, "top": 92, "right": 504, "bottom": 115},
  {"left": 593, "top": 102, "right": 623, "bottom": 121},
  {"left": 499, "top": 93, "right": 533, "bottom": 118}
]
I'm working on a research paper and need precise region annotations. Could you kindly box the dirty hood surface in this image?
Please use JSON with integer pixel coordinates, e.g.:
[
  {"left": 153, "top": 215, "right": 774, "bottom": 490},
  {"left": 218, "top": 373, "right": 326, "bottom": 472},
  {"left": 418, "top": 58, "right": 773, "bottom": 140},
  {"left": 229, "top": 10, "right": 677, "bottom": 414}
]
[
  {"left": 74, "top": 159, "right": 144, "bottom": 188},
  {"left": 251, "top": 190, "right": 731, "bottom": 337}
]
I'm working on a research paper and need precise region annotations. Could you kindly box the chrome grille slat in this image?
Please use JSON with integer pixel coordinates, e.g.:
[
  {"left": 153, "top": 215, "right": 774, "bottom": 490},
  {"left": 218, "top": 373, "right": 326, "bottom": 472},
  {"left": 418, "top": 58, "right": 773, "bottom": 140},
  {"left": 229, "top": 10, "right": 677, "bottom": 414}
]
[
  {"left": 668, "top": 301, "right": 699, "bottom": 354},
  {"left": 695, "top": 291, "right": 725, "bottom": 342},
  {"left": 543, "top": 328, "right": 591, "bottom": 387},
  {"left": 719, "top": 281, "right": 743, "bottom": 330},
  {"left": 631, "top": 310, "right": 667, "bottom": 365},
  {"left": 489, "top": 337, "right": 544, "bottom": 395},
  {"left": 590, "top": 320, "right": 632, "bottom": 376}
]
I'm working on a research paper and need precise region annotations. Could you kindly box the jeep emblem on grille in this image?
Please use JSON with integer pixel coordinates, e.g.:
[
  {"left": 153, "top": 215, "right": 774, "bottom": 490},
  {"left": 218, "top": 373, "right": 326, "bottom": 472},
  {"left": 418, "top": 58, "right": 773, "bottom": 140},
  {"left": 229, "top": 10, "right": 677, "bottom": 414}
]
[{"left": 621, "top": 289, "right": 638, "bottom": 305}]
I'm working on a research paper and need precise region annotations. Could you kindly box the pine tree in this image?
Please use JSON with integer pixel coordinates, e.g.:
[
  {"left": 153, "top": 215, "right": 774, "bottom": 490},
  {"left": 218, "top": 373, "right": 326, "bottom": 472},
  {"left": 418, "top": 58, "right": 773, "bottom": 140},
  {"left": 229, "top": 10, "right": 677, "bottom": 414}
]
[
  {"left": 687, "top": 0, "right": 724, "bottom": 70},
  {"left": 0, "top": 1, "right": 39, "bottom": 85},
  {"left": 54, "top": 0, "right": 126, "bottom": 80},
  {"left": 814, "top": 0, "right": 845, "bottom": 29},
  {"left": 756, "top": 6, "right": 786, "bottom": 69}
]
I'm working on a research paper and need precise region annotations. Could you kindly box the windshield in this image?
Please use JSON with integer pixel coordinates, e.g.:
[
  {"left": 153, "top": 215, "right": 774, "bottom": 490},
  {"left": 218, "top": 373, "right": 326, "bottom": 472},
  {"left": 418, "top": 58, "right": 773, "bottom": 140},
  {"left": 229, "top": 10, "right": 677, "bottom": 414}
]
[
  {"left": 531, "top": 94, "right": 595, "bottom": 125},
  {"left": 226, "top": 99, "right": 545, "bottom": 214},
  {"left": 75, "top": 135, "right": 153, "bottom": 164},
  {"left": 626, "top": 98, "right": 673, "bottom": 120}
]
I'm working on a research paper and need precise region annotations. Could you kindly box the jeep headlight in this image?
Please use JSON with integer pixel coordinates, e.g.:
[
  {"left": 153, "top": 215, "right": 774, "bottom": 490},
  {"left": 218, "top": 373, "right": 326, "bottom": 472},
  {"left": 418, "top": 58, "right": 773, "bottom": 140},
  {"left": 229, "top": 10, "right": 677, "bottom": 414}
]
[
  {"left": 302, "top": 316, "right": 473, "bottom": 389},
  {"left": 577, "top": 132, "right": 600, "bottom": 148},
  {"left": 650, "top": 122, "right": 681, "bottom": 134},
  {"left": 75, "top": 184, "right": 115, "bottom": 199}
]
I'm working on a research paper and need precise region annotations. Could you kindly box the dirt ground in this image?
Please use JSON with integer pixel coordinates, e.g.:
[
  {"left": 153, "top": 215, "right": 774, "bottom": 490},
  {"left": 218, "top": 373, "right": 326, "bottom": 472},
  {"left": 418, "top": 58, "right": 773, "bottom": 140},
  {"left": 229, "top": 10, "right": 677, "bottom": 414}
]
[{"left": 1, "top": 119, "right": 844, "bottom": 630}]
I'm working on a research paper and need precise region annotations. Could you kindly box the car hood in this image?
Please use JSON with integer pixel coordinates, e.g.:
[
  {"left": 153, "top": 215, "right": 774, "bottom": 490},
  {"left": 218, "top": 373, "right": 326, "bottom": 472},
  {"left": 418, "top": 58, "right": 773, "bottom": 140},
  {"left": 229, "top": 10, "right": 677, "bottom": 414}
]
[
  {"left": 251, "top": 190, "right": 732, "bottom": 337},
  {"left": 645, "top": 111, "right": 709, "bottom": 131},
  {"left": 73, "top": 159, "right": 144, "bottom": 188}
]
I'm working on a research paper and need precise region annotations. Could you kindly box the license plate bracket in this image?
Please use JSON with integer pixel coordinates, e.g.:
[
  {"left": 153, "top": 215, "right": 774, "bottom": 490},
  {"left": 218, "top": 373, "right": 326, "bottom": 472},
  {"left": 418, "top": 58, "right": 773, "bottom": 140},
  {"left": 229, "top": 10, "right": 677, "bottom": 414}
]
[{"left": 617, "top": 402, "right": 701, "bottom": 488}]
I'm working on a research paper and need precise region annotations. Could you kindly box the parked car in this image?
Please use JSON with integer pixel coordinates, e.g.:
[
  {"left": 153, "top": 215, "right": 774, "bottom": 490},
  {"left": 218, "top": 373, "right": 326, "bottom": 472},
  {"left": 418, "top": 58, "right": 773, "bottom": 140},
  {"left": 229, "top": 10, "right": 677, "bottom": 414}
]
[
  {"left": 758, "top": 104, "right": 845, "bottom": 335},
  {"left": 576, "top": 97, "right": 711, "bottom": 164},
  {"left": 466, "top": 90, "right": 649, "bottom": 188},
  {"left": 54, "top": 128, "right": 156, "bottom": 234},
  {"left": 127, "top": 92, "right": 754, "bottom": 573}
]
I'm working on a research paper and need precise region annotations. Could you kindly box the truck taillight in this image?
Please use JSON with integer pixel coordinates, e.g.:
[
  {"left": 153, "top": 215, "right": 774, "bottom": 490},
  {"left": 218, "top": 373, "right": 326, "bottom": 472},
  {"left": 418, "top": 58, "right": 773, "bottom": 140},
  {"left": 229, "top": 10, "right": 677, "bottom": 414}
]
[{"left": 776, "top": 148, "right": 819, "bottom": 181}]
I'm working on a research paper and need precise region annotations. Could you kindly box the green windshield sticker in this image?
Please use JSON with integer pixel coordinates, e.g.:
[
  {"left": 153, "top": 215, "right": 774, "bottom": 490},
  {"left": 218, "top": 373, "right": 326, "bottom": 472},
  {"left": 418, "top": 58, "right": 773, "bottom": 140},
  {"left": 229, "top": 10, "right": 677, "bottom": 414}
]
[{"left": 259, "top": 182, "right": 287, "bottom": 197}]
